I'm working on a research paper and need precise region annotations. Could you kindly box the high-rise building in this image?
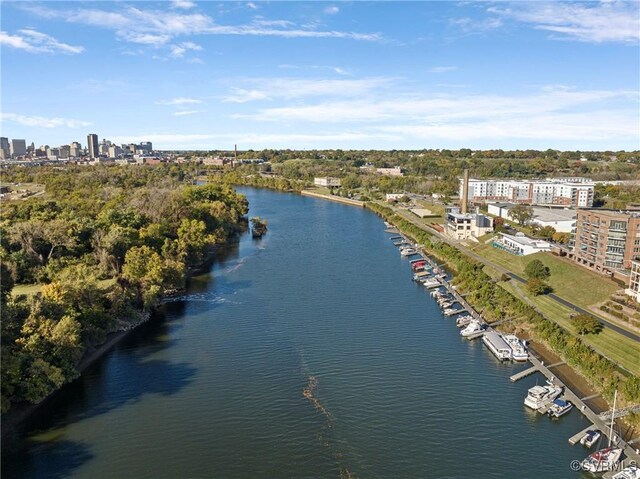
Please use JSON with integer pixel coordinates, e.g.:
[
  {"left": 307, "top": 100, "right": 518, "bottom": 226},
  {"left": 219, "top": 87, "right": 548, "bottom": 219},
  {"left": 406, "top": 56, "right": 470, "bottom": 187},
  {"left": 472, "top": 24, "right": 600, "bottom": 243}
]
[
  {"left": 139, "top": 141, "right": 153, "bottom": 153},
  {"left": 0, "top": 137, "right": 9, "bottom": 159},
  {"left": 87, "top": 134, "right": 99, "bottom": 159},
  {"left": 70, "top": 142, "right": 82, "bottom": 157},
  {"left": 59, "top": 145, "right": 70, "bottom": 159},
  {"left": 10, "top": 139, "right": 27, "bottom": 158},
  {"left": 108, "top": 145, "right": 122, "bottom": 158},
  {"left": 571, "top": 209, "right": 640, "bottom": 275}
]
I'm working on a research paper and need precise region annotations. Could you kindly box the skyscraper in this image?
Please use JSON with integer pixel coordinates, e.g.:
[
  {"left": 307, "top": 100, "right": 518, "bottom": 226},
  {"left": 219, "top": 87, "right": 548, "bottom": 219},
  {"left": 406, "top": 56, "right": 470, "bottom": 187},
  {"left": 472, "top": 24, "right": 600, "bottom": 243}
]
[
  {"left": 0, "top": 137, "right": 9, "bottom": 159},
  {"left": 87, "top": 133, "right": 98, "bottom": 159},
  {"left": 10, "top": 139, "right": 27, "bottom": 158}
]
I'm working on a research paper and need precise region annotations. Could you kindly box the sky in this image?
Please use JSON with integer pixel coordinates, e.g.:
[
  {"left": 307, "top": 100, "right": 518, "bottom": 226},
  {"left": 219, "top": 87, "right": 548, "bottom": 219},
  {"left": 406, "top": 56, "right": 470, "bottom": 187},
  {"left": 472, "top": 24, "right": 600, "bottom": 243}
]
[{"left": 1, "top": 1, "right": 639, "bottom": 151}]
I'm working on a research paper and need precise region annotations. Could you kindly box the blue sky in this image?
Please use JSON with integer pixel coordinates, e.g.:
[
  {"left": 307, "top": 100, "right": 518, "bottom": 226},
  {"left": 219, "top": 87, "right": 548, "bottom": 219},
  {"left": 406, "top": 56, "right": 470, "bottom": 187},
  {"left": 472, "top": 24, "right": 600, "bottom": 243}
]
[{"left": 1, "top": 1, "right": 639, "bottom": 151}]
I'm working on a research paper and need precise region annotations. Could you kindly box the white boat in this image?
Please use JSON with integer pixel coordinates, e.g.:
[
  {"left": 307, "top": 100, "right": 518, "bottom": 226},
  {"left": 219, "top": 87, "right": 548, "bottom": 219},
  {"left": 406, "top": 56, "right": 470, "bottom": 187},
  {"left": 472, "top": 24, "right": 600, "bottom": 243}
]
[
  {"left": 444, "top": 308, "right": 461, "bottom": 317},
  {"left": 422, "top": 279, "right": 441, "bottom": 289},
  {"left": 502, "top": 334, "right": 529, "bottom": 362},
  {"left": 460, "top": 320, "right": 483, "bottom": 337},
  {"left": 547, "top": 399, "right": 573, "bottom": 418},
  {"left": 582, "top": 390, "right": 624, "bottom": 473},
  {"left": 612, "top": 465, "right": 640, "bottom": 479},
  {"left": 456, "top": 315, "right": 473, "bottom": 328},
  {"left": 482, "top": 330, "right": 512, "bottom": 360},
  {"left": 581, "top": 447, "right": 623, "bottom": 473},
  {"left": 580, "top": 429, "right": 601, "bottom": 448},
  {"left": 524, "top": 381, "right": 563, "bottom": 410},
  {"left": 400, "top": 247, "right": 417, "bottom": 257}
]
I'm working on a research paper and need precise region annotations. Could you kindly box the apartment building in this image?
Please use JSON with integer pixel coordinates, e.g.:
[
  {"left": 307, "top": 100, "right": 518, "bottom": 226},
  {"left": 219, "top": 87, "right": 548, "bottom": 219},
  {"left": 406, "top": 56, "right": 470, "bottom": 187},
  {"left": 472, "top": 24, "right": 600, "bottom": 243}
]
[
  {"left": 571, "top": 209, "right": 640, "bottom": 275},
  {"left": 461, "top": 177, "right": 594, "bottom": 207},
  {"left": 626, "top": 260, "right": 640, "bottom": 303}
]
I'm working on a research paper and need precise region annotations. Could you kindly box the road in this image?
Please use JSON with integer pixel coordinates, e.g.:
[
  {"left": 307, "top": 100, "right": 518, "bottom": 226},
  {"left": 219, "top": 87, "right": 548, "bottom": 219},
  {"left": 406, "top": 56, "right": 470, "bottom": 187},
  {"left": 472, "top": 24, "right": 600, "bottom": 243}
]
[{"left": 393, "top": 206, "right": 640, "bottom": 344}]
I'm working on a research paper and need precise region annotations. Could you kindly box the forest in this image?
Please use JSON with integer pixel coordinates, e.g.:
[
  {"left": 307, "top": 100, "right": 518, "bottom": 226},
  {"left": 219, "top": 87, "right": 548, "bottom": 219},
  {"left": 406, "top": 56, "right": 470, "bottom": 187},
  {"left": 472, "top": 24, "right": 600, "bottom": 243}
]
[{"left": 0, "top": 165, "right": 248, "bottom": 413}]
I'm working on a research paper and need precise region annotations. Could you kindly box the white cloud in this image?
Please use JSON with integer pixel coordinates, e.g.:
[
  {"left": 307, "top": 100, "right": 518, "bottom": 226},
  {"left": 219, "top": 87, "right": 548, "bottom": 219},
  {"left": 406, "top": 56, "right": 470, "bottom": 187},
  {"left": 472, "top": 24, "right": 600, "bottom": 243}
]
[
  {"left": 222, "top": 77, "right": 393, "bottom": 103},
  {"left": 118, "top": 32, "right": 172, "bottom": 45},
  {"left": 173, "top": 110, "right": 205, "bottom": 116},
  {"left": 169, "top": 41, "right": 203, "bottom": 57},
  {"left": 487, "top": 1, "right": 640, "bottom": 44},
  {"left": 449, "top": 16, "right": 503, "bottom": 35},
  {"left": 428, "top": 66, "right": 458, "bottom": 73},
  {"left": 1, "top": 113, "right": 91, "bottom": 128},
  {"left": 324, "top": 6, "right": 340, "bottom": 15},
  {"left": 222, "top": 89, "right": 270, "bottom": 103},
  {"left": 247, "top": 2, "right": 258, "bottom": 10},
  {"left": 171, "top": 0, "right": 196, "bottom": 9},
  {"left": 156, "top": 97, "right": 203, "bottom": 105},
  {"left": 0, "top": 29, "right": 84, "bottom": 54},
  {"left": 24, "top": 5, "right": 382, "bottom": 47}
]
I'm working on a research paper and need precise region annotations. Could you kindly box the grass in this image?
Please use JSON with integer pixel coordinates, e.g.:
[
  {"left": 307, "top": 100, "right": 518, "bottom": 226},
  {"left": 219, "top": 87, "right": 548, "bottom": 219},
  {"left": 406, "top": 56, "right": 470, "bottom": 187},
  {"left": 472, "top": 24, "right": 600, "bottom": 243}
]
[
  {"left": 470, "top": 243, "right": 619, "bottom": 308},
  {"left": 499, "top": 280, "right": 640, "bottom": 377}
]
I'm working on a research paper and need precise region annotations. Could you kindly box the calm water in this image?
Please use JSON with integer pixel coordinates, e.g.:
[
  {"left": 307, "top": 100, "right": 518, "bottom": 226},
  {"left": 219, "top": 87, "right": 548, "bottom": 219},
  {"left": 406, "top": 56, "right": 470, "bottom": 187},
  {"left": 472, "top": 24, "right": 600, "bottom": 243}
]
[{"left": 3, "top": 188, "right": 597, "bottom": 478}]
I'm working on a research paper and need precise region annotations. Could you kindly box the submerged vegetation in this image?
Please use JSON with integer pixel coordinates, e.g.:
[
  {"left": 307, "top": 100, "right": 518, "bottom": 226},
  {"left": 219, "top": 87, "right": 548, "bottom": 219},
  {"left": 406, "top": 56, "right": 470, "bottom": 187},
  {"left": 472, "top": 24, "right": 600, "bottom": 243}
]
[{"left": 0, "top": 165, "right": 248, "bottom": 413}]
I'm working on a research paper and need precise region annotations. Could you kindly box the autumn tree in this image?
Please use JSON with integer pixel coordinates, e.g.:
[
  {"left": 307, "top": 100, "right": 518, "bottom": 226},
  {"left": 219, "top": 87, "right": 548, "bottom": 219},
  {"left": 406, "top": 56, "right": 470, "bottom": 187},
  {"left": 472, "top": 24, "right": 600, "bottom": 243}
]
[{"left": 508, "top": 205, "right": 534, "bottom": 226}]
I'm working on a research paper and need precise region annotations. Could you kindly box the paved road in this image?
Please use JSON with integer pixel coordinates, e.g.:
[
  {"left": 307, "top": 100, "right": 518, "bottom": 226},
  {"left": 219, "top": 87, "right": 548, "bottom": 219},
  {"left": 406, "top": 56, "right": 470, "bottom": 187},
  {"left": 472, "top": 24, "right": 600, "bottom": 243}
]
[{"left": 393, "top": 207, "right": 640, "bottom": 344}]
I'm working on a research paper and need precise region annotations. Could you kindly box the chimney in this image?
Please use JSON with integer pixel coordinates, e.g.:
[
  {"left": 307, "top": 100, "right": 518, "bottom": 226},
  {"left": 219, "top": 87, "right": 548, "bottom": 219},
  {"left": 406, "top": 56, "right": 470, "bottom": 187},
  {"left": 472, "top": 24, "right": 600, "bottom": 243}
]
[
  {"left": 462, "top": 168, "right": 469, "bottom": 214},
  {"left": 234, "top": 144, "right": 237, "bottom": 162}
]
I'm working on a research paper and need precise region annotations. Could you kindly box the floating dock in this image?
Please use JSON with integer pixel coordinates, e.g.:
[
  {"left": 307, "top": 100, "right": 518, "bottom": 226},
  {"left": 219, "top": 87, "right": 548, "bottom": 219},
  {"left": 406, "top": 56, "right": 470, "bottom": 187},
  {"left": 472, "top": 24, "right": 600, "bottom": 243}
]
[
  {"left": 569, "top": 426, "right": 594, "bottom": 446},
  {"left": 510, "top": 366, "right": 538, "bottom": 382}
]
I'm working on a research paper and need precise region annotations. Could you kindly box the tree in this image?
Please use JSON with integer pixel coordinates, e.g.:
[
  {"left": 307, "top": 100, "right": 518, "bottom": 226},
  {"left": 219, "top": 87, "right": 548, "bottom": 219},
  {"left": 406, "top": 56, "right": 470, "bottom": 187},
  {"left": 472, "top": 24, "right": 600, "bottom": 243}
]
[
  {"left": 538, "top": 225, "right": 556, "bottom": 239},
  {"left": 572, "top": 314, "right": 602, "bottom": 335},
  {"left": 552, "top": 232, "right": 570, "bottom": 244},
  {"left": 493, "top": 217, "right": 505, "bottom": 232},
  {"left": 527, "top": 278, "right": 551, "bottom": 296},
  {"left": 508, "top": 204, "right": 534, "bottom": 226},
  {"left": 524, "top": 259, "right": 551, "bottom": 280}
]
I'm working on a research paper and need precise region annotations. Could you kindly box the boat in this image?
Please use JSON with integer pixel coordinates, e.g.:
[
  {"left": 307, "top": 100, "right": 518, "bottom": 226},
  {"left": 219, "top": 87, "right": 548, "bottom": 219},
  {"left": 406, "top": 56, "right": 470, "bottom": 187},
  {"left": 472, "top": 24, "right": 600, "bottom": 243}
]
[
  {"left": 413, "top": 271, "right": 430, "bottom": 281},
  {"left": 581, "top": 447, "right": 623, "bottom": 473},
  {"left": 581, "top": 390, "right": 624, "bottom": 473},
  {"left": 547, "top": 399, "right": 573, "bottom": 418},
  {"left": 524, "top": 381, "right": 563, "bottom": 410},
  {"left": 580, "top": 430, "right": 601, "bottom": 448},
  {"left": 612, "top": 465, "right": 640, "bottom": 479},
  {"left": 502, "top": 335, "right": 529, "bottom": 362},
  {"left": 400, "top": 247, "right": 417, "bottom": 257},
  {"left": 482, "top": 330, "right": 512, "bottom": 360},
  {"left": 444, "top": 308, "right": 462, "bottom": 317},
  {"left": 456, "top": 315, "right": 473, "bottom": 328},
  {"left": 422, "top": 279, "right": 441, "bottom": 289},
  {"left": 460, "top": 320, "right": 483, "bottom": 337}
]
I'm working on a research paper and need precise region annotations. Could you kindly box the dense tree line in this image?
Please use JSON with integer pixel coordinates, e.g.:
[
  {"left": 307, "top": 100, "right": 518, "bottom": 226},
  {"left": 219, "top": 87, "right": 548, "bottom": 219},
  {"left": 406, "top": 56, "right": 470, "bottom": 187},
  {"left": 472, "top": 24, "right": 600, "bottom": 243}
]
[
  {"left": 366, "top": 202, "right": 640, "bottom": 408},
  {"left": 0, "top": 165, "right": 248, "bottom": 413}
]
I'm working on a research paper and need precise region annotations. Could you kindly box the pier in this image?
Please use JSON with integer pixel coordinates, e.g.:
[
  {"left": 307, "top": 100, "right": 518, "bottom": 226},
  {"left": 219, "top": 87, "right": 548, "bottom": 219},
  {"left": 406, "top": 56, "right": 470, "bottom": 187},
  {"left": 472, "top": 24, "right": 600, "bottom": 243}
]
[{"left": 386, "top": 229, "right": 640, "bottom": 468}]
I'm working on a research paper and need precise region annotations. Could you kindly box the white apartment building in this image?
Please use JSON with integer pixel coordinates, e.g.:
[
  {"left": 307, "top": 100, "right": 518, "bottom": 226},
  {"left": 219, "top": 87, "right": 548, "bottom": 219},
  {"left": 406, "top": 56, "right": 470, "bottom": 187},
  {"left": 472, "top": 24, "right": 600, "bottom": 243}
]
[
  {"left": 314, "top": 177, "right": 341, "bottom": 187},
  {"left": 461, "top": 177, "right": 594, "bottom": 207}
]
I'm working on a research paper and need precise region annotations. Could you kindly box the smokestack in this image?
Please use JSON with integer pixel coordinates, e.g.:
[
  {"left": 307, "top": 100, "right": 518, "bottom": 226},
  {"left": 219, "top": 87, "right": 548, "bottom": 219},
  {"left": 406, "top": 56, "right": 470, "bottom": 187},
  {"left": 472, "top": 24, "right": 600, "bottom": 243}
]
[
  {"left": 234, "top": 144, "right": 237, "bottom": 162},
  {"left": 462, "top": 168, "right": 469, "bottom": 214}
]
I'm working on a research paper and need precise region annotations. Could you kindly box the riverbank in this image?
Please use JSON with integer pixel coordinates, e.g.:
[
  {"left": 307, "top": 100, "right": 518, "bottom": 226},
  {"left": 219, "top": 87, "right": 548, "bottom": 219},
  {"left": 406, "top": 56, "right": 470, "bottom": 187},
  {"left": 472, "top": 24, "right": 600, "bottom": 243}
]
[
  {"left": 1, "top": 236, "right": 242, "bottom": 439},
  {"left": 300, "top": 190, "right": 364, "bottom": 207},
  {"left": 1, "top": 321, "right": 143, "bottom": 439},
  {"left": 366, "top": 201, "right": 639, "bottom": 417}
]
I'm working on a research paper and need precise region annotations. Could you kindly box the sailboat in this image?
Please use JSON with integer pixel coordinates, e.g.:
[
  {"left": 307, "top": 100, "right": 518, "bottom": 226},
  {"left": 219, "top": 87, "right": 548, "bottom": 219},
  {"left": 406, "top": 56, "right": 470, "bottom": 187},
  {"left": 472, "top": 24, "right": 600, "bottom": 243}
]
[{"left": 580, "top": 390, "right": 623, "bottom": 473}]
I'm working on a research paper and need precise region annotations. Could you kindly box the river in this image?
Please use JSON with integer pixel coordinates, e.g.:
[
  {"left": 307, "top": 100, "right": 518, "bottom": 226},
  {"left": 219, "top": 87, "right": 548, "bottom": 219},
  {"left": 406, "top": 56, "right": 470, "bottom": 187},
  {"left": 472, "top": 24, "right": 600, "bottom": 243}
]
[{"left": 3, "top": 187, "right": 596, "bottom": 478}]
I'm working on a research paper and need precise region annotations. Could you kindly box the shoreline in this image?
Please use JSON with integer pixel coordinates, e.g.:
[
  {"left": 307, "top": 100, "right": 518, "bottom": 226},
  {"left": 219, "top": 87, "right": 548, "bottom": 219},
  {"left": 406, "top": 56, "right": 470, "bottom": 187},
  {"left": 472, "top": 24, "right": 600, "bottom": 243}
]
[
  {"left": 1, "top": 326, "right": 138, "bottom": 439},
  {"left": 1, "top": 235, "right": 242, "bottom": 440},
  {"left": 300, "top": 190, "right": 365, "bottom": 207}
]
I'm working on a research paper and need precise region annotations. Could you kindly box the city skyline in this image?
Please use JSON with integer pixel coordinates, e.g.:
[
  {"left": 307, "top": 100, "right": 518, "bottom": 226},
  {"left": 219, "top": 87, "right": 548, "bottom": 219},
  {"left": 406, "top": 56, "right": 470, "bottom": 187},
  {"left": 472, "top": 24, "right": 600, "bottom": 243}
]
[{"left": 1, "top": 1, "right": 639, "bottom": 151}]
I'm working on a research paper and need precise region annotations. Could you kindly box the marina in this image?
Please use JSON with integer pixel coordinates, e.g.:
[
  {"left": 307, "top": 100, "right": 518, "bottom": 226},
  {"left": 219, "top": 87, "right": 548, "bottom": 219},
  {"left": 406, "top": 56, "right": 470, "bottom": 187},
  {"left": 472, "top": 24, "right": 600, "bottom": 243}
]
[{"left": 388, "top": 228, "right": 640, "bottom": 471}]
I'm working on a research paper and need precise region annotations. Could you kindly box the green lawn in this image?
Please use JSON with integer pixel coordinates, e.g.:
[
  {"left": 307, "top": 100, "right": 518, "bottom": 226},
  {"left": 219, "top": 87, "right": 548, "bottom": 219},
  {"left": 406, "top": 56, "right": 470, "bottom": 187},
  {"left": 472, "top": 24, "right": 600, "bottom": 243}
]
[
  {"left": 499, "top": 281, "right": 640, "bottom": 376},
  {"left": 471, "top": 244, "right": 619, "bottom": 308}
]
